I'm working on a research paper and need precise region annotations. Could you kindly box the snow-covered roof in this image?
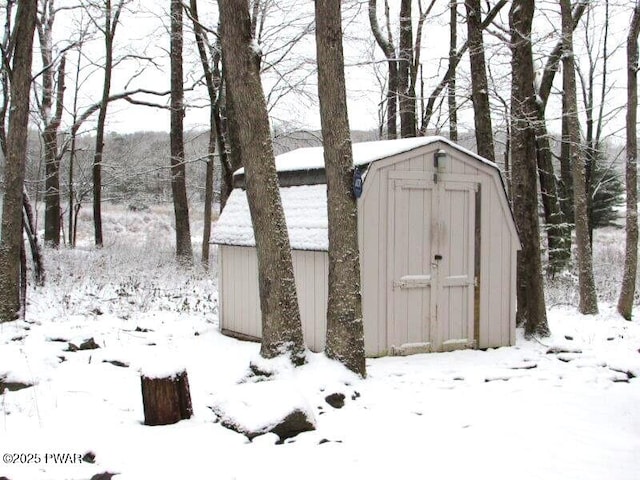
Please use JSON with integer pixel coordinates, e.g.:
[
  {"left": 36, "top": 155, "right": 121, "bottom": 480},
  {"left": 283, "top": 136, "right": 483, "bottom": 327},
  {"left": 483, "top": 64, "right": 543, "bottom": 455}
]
[
  {"left": 211, "top": 184, "right": 328, "bottom": 251},
  {"left": 214, "top": 137, "right": 505, "bottom": 251},
  {"left": 233, "top": 135, "right": 499, "bottom": 177}
]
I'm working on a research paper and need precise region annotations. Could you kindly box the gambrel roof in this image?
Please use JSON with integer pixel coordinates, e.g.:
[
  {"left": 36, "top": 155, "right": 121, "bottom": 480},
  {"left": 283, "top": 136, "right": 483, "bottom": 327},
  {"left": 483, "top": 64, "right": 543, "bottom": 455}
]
[
  {"left": 231, "top": 136, "right": 499, "bottom": 188},
  {"left": 212, "top": 136, "right": 512, "bottom": 251}
]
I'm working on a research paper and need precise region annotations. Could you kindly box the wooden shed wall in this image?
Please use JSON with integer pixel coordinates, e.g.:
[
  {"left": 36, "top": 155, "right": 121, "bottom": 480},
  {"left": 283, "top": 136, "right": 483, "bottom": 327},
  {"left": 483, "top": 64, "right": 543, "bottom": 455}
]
[
  {"left": 219, "top": 245, "right": 328, "bottom": 352},
  {"left": 477, "top": 175, "right": 518, "bottom": 348}
]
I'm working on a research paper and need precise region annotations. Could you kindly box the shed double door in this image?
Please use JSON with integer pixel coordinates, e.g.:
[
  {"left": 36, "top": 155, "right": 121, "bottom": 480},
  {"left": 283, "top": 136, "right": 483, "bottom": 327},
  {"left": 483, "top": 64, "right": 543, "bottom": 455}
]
[{"left": 387, "top": 174, "right": 476, "bottom": 353}]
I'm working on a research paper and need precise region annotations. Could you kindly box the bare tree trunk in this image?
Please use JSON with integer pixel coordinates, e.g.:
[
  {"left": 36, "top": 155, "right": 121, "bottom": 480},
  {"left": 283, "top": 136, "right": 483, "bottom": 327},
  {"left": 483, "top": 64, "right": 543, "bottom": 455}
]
[
  {"left": 93, "top": 0, "right": 124, "bottom": 248},
  {"left": 189, "top": 0, "right": 223, "bottom": 268},
  {"left": 581, "top": 2, "right": 610, "bottom": 245},
  {"left": 509, "top": 0, "right": 549, "bottom": 336},
  {"left": 561, "top": 0, "right": 598, "bottom": 315},
  {"left": 535, "top": 116, "right": 571, "bottom": 275},
  {"left": 618, "top": 0, "right": 640, "bottom": 320},
  {"left": 398, "top": 0, "right": 416, "bottom": 137},
  {"left": 368, "top": 0, "right": 397, "bottom": 139},
  {"left": 465, "top": 0, "right": 495, "bottom": 161},
  {"left": 559, "top": 90, "right": 573, "bottom": 224},
  {"left": 218, "top": 0, "right": 306, "bottom": 365},
  {"left": 0, "top": 0, "right": 37, "bottom": 322},
  {"left": 532, "top": 2, "right": 587, "bottom": 276},
  {"left": 38, "top": 1, "right": 65, "bottom": 247},
  {"left": 201, "top": 136, "right": 214, "bottom": 267},
  {"left": 19, "top": 236, "right": 27, "bottom": 314},
  {"left": 315, "top": 0, "right": 365, "bottom": 377},
  {"left": 448, "top": 0, "right": 458, "bottom": 141},
  {"left": 23, "top": 190, "right": 44, "bottom": 286},
  {"left": 213, "top": 92, "right": 231, "bottom": 211},
  {"left": 42, "top": 57, "right": 65, "bottom": 247},
  {"left": 170, "top": 0, "right": 193, "bottom": 264},
  {"left": 68, "top": 44, "right": 83, "bottom": 247},
  {"left": 411, "top": 0, "right": 435, "bottom": 127},
  {"left": 93, "top": 83, "right": 107, "bottom": 248},
  {"left": 0, "top": 0, "right": 11, "bottom": 158},
  {"left": 0, "top": 4, "right": 44, "bottom": 284},
  {"left": 220, "top": 84, "right": 243, "bottom": 209},
  {"left": 420, "top": 0, "right": 507, "bottom": 133}
]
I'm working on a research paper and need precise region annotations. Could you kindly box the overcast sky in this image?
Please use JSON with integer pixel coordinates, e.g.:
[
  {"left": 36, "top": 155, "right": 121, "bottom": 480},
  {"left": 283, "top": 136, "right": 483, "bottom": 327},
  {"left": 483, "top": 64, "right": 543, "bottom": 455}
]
[{"left": 44, "top": 0, "right": 633, "bottom": 150}]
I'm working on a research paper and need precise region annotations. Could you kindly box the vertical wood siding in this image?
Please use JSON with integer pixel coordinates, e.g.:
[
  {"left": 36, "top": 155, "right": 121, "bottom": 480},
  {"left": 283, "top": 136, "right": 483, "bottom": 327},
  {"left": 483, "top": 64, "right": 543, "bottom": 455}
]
[
  {"left": 477, "top": 175, "right": 518, "bottom": 348},
  {"left": 219, "top": 245, "right": 328, "bottom": 352}
]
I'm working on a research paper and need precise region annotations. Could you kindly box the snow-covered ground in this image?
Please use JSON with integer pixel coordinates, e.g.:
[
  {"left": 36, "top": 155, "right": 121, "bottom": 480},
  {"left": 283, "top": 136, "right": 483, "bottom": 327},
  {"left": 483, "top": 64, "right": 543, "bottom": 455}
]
[{"left": 1, "top": 206, "right": 639, "bottom": 480}]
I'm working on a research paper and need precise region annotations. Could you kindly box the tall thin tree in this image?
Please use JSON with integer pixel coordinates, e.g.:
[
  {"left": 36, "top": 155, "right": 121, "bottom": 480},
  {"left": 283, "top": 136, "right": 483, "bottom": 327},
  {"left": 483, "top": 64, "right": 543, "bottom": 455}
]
[
  {"left": 618, "top": 0, "right": 640, "bottom": 320},
  {"left": 561, "top": 0, "right": 598, "bottom": 314},
  {"left": 509, "top": 0, "right": 549, "bottom": 336},
  {"left": 0, "top": 0, "right": 37, "bottom": 322},
  {"left": 0, "top": 0, "right": 43, "bottom": 287},
  {"left": 533, "top": 2, "right": 587, "bottom": 276},
  {"left": 368, "top": 0, "right": 397, "bottom": 139},
  {"left": 68, "top": 34, "right": 86, "bottom": 247},
  {"left": 315, "top": 0, "right": 366, "bottom": 377},
  {"left": 170, "top": 0, "right": 193, "bottom": 264},
  {"left": 579, "top": 2, "right": 611, "bottom": 244},
  {"left": 188, "top": 0, "right": 224, "bottom": 268},
  {"left": 38, "top": 0, "right": 66, "bottom": 247},
  {"left": 92, "top": 0, "right": 126, "bottom": 247},
  {"left": 398, "top": 0, "right": 416, "bottom": 137},
  {"left": 465, "top": 0, "right": 495, "bottom": 161},
  {"left": 420, "top": 0, "right": 507, "bottom": 133},
  {"left": 218, "top": 0, "right": 306, "bottom": 365},
  {"left": 91, "top": 0, "right": 124, "bottom": 247},
  {"left": 448, "top": 0, "right": 458, "bottom": 141}
]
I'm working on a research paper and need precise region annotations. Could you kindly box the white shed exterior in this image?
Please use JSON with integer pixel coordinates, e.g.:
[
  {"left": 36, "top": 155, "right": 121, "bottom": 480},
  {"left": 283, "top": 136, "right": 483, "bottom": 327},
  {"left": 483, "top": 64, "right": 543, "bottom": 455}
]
[{"left": 212, "top": 137, "right": 520, "bottom": 357}]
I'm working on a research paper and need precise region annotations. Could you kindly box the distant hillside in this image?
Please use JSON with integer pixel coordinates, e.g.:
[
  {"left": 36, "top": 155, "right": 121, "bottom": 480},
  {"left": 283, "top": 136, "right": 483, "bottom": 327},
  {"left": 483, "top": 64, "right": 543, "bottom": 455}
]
[{"left": 1, "top": 128, "right": 623, "bottom": 210}]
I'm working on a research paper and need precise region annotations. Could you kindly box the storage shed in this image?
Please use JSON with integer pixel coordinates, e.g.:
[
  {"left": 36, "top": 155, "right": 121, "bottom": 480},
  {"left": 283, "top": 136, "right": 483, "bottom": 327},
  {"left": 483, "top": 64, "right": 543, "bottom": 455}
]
[{"left": 212, "top": 136, "right": 520, "bottom": 357}]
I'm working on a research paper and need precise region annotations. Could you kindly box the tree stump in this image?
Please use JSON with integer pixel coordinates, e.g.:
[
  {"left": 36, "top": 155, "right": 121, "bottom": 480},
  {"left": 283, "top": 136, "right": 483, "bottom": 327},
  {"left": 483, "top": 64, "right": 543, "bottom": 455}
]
[{"left": 140, "top": 370, "right": 193, "bottom": 426}]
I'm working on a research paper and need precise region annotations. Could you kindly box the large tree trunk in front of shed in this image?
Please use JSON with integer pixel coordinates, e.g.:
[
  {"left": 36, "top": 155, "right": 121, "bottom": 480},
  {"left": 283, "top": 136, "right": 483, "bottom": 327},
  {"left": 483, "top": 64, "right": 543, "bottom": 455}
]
[
  {"left": 218, "top": 0, "right": 306, "bottom": 366},
  {"left": 141, "top": 371, "right": 193, "bottom": 426},
  {"left": 509, "top": 0, "right": 549, "bottom": 337},
  {"left": 0, "top": 0, "right": 37, "bottom": 322},
  {"left": 315, "top": 0, "right": 366, "bottom": 377},
  {"left": 617, "top": 1, "right": 640, "bottom": 321},
  {"left": 561, "top": 0, "right": 598, "bottom": 315},
  {"left": 465, "top": 0, "right": 495, "bottom": 162}
]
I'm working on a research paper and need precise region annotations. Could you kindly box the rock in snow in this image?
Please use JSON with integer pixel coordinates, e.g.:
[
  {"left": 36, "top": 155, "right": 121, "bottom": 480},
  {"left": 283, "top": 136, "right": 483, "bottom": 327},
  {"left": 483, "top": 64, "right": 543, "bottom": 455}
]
[{"left": 210, "top": 380, "right": 316, "bottom": 441}]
